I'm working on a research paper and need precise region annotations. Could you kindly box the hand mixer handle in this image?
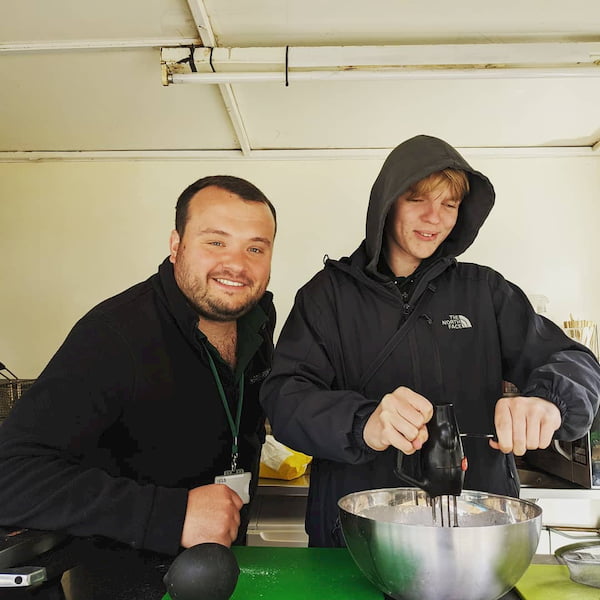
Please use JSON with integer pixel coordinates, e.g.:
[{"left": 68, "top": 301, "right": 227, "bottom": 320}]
[
  {"left": 394, "top": 403, "right": 466, "bottom": 498},
  {"left": 394, "top": 451, "right": 426, "bottom": 489}
]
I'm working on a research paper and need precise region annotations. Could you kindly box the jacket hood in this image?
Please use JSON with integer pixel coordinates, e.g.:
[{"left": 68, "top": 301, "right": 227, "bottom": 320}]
[{"left": 365, "top": 134, "right": 495, "bottom": 279}]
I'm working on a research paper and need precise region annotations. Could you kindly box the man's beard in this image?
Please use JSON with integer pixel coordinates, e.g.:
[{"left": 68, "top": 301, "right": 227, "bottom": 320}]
[
  {"left": 183, "top": 272, "right": 267, "bottom": 322},
  {"left": 190, "top": 292, "right": 257, "bottom": 322}
]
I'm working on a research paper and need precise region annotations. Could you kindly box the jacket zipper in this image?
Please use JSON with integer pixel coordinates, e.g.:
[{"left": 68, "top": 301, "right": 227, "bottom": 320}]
[{"left": 418, "top": 313, "right": 446, "bottom": 402}]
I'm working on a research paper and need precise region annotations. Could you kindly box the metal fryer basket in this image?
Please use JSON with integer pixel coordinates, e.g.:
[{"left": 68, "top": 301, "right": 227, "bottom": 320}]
[{"left": 0, "top": 379, "right": 35, "bottom": 421}]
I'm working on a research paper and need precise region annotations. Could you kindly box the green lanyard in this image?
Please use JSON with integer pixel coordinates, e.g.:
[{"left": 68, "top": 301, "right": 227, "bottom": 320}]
[{"left": 206, "top": 350, "right": 244, "bottom": 472}]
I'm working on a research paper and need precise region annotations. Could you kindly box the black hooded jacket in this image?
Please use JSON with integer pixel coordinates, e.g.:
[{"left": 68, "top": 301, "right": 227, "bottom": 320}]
[
  {"left": 260, "top": 135, "right": 600, "bottom": 547},
  {"left": 0, "top": 259, "right": 275, "bottom": 555}
]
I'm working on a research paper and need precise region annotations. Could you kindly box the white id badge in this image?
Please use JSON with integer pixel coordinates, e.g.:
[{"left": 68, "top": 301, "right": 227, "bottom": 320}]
[{"left": 214, "top": 469, "right": 251, "bottom": 504}]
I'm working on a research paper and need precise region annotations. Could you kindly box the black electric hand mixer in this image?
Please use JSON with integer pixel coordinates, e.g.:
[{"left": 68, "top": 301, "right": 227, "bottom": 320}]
[{"left": 394, "top": 403, "right": 467, "bottom": 526}]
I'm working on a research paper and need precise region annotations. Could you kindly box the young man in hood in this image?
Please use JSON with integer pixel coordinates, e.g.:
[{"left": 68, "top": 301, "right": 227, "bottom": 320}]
[{"left": 260, "top": 134, "right": 600, "bottom": 547}]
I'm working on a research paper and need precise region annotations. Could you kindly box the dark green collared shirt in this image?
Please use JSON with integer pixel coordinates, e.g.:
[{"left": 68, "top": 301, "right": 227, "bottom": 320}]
[{"left": 196, "top": 304, "right": 269, "bottom": 412}]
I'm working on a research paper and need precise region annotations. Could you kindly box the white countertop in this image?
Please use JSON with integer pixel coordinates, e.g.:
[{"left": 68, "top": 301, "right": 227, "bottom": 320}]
[{"left": 520, "top": 486, "right": 600, "bottom": 500}]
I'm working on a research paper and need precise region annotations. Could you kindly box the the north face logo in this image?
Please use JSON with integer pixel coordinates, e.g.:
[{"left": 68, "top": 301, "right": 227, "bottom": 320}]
[{"left": 441, "top": 314, "right": 472, "bottom": 329}]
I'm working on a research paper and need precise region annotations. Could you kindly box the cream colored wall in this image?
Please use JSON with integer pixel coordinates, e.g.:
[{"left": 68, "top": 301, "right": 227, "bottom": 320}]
[{"left": 1, "top": 156, "right": 598, "bottom": 378}]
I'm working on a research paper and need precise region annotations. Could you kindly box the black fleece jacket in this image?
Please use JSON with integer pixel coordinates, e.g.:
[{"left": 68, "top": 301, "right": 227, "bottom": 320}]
[
  {"left": 260, "top": 135, "right": 600, "bottom": 547},
  {"left": 0, "top": 259, "right": 275, "bottom": 555}
]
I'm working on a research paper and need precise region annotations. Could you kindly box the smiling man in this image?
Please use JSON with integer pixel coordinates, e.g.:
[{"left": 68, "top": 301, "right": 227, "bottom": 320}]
[
  {"left": 260, "top": 134, "right": 600, "bottom": 547},
  {"left": 0, "top": 175, "right": 277, "bottom": 556}
]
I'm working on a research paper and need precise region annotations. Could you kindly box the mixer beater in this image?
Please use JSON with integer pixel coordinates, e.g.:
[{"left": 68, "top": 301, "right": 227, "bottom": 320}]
[{"left": 429, "top": 494, "right": 459, "bottom": 527}]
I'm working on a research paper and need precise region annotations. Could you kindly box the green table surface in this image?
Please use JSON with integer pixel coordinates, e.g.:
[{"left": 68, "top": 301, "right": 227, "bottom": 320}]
[
  {"left": 163, "top": 547, "right": 600, "bottom": 600},
  {"left": 163, "top": 546, "right": 381, "bottom": 600}
]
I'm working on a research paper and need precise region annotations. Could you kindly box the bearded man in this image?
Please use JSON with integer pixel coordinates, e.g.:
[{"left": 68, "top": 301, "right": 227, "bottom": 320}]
[{"left": 0, "top": 175, "right": 277, "bottom": 556}]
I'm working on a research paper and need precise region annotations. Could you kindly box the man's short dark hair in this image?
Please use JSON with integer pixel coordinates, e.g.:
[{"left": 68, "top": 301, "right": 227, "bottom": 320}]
[{"left": 175, "top": 175, "right": 277, "bottom": 235}]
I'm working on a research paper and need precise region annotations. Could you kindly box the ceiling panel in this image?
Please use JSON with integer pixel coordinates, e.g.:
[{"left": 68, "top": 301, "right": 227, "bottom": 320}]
[
  {"left": 1, "top": 0, "right": 599, "bottom": 156},
  {"left": 234, "top": 78, "right": 600, "bottom": 149},
  {"left": 0, "top": 0, "right": 196, "bottom": 42},
  {"left": 0, "top": 49, "right": 239, "bottom": 151},
  {"left": 205, "top": 0, "right": 600, "bottom": 46}
]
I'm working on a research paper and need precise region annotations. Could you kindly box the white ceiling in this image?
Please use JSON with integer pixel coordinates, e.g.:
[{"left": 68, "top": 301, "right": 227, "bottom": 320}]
[{"left": 1, "top": 0, "right": 600, "bottom": 159}]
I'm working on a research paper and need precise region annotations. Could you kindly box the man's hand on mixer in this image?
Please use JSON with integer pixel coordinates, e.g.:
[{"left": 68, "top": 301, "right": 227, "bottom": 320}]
[
  {"left": 363, "top": 386, "right": 433, "bottom": 454},
  {"left": 490, "top": 395, "right": 562, "bottom": 456}
]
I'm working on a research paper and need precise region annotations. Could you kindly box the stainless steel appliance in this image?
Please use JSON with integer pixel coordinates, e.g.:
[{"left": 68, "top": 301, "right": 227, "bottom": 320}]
[
  {"left": 0, "top": 362, "right": 35, "bottom": 423},
  {"left": 0, "top": 379, "right": 35, "bottom": 423},
  {"left": 504, "top": 381, "right": 600, "bottom": 489},
  {"left": 523, "top": 420, "right": 600, "bottom": 489},
  {"left": 247, "top": 471, "right": 309, "bottom": 547}
]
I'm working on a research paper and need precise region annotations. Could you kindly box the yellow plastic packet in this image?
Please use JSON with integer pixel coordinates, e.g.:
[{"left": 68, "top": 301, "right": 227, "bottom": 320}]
[{"left": 259, "top": 434, "right": 312, "bottom": 480}]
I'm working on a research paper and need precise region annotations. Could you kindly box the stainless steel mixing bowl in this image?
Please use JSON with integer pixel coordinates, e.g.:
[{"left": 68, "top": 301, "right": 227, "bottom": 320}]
[{"left": 338, "top": 487, "right": 542, "bottom": 600}]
